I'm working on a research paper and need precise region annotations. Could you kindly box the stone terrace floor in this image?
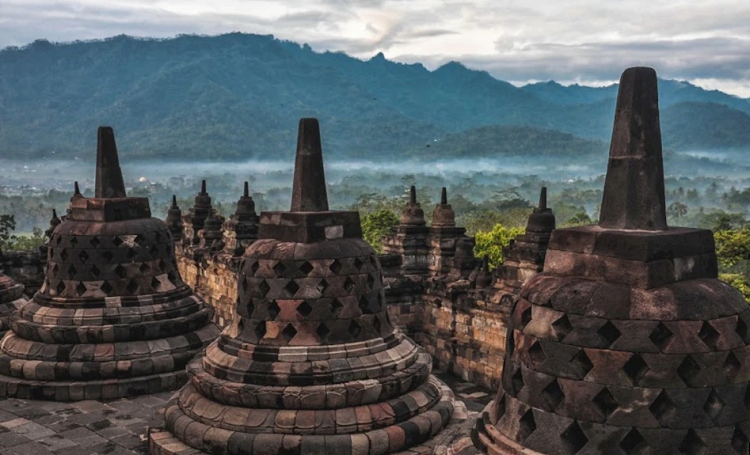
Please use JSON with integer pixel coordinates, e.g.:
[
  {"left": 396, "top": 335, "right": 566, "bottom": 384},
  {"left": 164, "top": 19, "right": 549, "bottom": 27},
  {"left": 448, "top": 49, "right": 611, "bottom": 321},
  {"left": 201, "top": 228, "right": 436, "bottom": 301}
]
[{"left": 0, "top": 371, "right": 492, "bottom": 455}]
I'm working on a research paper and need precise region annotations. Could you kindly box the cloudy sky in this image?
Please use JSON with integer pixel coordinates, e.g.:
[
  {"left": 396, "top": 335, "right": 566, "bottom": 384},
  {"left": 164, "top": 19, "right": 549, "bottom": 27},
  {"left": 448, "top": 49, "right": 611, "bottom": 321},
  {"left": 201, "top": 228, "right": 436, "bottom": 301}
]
[{"left": 1, "top": 0, "right": 749, "bottom": 96}]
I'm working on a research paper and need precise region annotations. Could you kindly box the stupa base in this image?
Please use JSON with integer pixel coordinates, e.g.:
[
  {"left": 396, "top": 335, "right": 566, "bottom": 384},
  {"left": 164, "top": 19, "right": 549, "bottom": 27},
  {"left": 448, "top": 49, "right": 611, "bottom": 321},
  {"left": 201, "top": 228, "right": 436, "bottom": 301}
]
[
  {"left": 470, "top": 402, "right": 543, "bottom": 455},
  {"left": 148, "top": 377, "right": 459, "bottom": 455},
  {"left": 0, "top": 368, "right": 190, "bottom": 401}
]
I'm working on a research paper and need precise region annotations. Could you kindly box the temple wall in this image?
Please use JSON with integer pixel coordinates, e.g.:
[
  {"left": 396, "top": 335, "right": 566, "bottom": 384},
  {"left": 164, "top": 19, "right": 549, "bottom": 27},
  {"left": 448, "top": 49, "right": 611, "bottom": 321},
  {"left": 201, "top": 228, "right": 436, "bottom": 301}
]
[{"left": 417, "top": 289, "right": 509, "bottom": 391}]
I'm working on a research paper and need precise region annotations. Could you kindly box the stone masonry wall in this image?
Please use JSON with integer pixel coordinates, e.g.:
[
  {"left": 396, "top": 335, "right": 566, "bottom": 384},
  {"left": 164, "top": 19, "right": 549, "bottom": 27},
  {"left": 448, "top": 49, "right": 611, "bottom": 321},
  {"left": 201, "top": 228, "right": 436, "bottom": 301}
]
[{"left": 0, "top": 250, "right": 45, "bottom": 296}]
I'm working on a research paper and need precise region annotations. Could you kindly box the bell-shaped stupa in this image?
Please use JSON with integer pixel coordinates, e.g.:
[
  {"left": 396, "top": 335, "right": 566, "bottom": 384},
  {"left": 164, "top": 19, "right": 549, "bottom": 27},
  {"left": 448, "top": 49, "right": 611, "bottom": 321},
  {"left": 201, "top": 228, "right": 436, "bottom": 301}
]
[
  {"left": 0, "top": 127, "right": 219, "bottom": 401},
  {"left": 474, "top": 67, "right": 750, "bottom": 454},
  {"left": 149, "top": 118, "right": 455, "bottom": 455}
]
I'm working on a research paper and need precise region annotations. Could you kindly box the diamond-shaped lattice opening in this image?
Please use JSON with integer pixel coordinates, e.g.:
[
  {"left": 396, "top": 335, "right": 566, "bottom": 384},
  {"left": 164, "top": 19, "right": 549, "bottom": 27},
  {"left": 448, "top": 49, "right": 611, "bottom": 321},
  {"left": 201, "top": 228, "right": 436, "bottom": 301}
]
[
  {"left": 542, "top": 379, "right": 564, "bottom": 411},
  {"left": 737, "top": 317, "right": 749, "bottom": 342},
  {"left": 344, "top": 277, "right": 356, "bottom": 293},
  {"left": 597, "top": 321, "right": 621, "bottom": 347},
  {"left": 167, "top": 271, "right": 178, "bottom": 285},
  {"left": 126, "top": 280, "right": 139, "bottom": 295},
  {"left": 331, "top": 298, "right": 343, "bottom": 316},
  {"left": 724, "top": 351, "right": 742, "bottom": 381},
  {"left": 571, "top": 349, "right": 593, "bottom": 378},
  {"left": 112, "top": 236, "right": 123, "bottom": 247},
  {"left": 273, "top": 262, "right": 286, "bottom": 277},
  {"left": 561, "top": 422, "right": 588, "bottom": 454},
  {"left": 67, "top": 265, "right": 77, "bottom": 276},
  {"left": 552, "top": 315, "right": 573, "bottom": 341},
  {"left": 90, "top": 237, "right": 100, "bottom": 247},
  {"left": 649, "top": 322, "right": 674, "bottom": 351},
  {"left": 316, "top": 323, "right": 331, "bottom": 341},
  {"left": 367, "top": 273, "right": 376, "bottom": 290},
  {"left": 732, "top": 427, "right": 749, "bottom": 454},
  {"left": 89, "top": 265, "right": 100, "bottom": 278},
  {"left": 528, "top": 341, "right": 546, "bottom": 365},
  {"left": 496, "top": 395, "right": 506, "bottom": 420},
  {"left": 348, "top": 320, "right": 362, "bottom": 337},
  {"left": 300, "top": 261, "right": 314, "bottom": 275},
  {"left": 354, "top": 257, "right": 364, "bottom": 271},
  {"left": 158, "top": 259, "right": 167, "bottom": 271},
  {"left": 283, "top": 280, "right": 300, "bottom": 298},
  {"left": 703, "top": 389, "right": 725, "bottom": 422},
  {"left": 359, "top": 295, "right": 371, "bottom": 314},
  {"left": 60, "top": 249, "right": 68, "bottom": 261},
  {"left": 593, "top": 387, "right": 618, "bottom": 419},
  {"left": 251, "top": 261, "right": 260, "bottom": 276},
  {"left": 620, "top": 429, "right": 647, "bottom": 455},
  {"left": 55, "top": 236, "right": 62, "bottom": 245},
  {"left": 102, "top": 251, "right": 114, "bottom": 262},
  {"left": 268, "top": 301, "right": 281, "bottom": 319},
  {"left": 56, "top": 281, "right": 65, "bottom": 295},
  {"left": 373, "top": 315, "right": 382, "bottom": 333},
  {"left": 115, "top": 265, "right": 127, "bottom": 279},
  {"left": 76, "top": 281, "right": 87, "bottom": 296},
  {"left": 699, "top": 322, "right": 720, "bottom": 350},
  {"left": 52, "top": 264, "right": 59, "bottom": 274},
  {"left": 520, "top": 307, "right": 532, "bottom": 330},
  {"left": 140, "top": 263, "right": 151, "bottom": 273},
  {"left": 677, "top": 355, "right": 701, "bottom": 387},
  {"left": 238, "top": 294, "right": 254, "bottom": 315},
  {"left": 241, "top": 277, "right": 249, "bottom": 292},
  {"left": 149, "top": 245, "right": 159, "bottom": 257},
  {"left": 151, "top": 277, "right": 161, "bottom": 290},
  {"left": 255, "top": 322, "right": 267, "bottom": 340},
  {"left": 100, "top": 281, "right": 113, "bottom": 295},
  {"left": 281, "top": 324, "right": 297, "bottom": 342},
  {"left": 127, "top": 248, "right": 137, "bottom": 259},
  {"left": 317, "top": 279, "right": 329, "bottom": 296},
  {"left": 624, "top": 354, "right": 649, "bottom": 385},
  {"left": 678, "top": 429, "right": 707, "bottom": 455},
  {"left": 135, "top": 234, "right": 145, "bottom": 245},
  {"left": 297, "top": 301, "right": 313, "bottom": 317},
  {"left": 258, "top": 280, "right": 270, "bottom": 297},
  {"left": 518, "top": 409, "right": 536, "bottom": 442},
  {"left": 329, "top": 259, "right": 342, "bottom": 274},
  {"left": 511, "top": 368, "right": 524, "bottom": 396},
  {"left": 650, "top": 390, "right": 676, "bottom": 422},
  {"left": 70, "top": 237, "right": 78, "bottom": 247}
]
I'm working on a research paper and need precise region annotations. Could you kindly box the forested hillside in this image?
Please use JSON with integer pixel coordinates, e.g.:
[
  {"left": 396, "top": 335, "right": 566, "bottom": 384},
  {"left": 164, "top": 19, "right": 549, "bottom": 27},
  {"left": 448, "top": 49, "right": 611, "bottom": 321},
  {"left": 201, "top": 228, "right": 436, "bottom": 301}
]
[{"left": 0, "top": 33, "right": 749, "bottom": 161}]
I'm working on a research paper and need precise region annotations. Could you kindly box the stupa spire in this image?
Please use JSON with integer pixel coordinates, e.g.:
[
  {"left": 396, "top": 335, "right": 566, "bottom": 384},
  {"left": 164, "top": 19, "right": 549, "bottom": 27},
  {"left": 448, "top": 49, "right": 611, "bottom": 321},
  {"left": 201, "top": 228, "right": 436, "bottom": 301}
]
[
  {"left": 243, "top": 181, "right": 249, "bottom": 197},
  {"left": 95, "top": 126, "right": 127, "bottom": 199},
  {"left": 599, "top": 67, "right": 667, "bottom": 230},
  {"left": 291, "top": 118, "right": 329, "bottom": 212},
  {"left": 538, "top": 186, "right": 547, "bottom": 210},
  {"left": 440, "top": 186, "right": 447, "bottom": 205}
]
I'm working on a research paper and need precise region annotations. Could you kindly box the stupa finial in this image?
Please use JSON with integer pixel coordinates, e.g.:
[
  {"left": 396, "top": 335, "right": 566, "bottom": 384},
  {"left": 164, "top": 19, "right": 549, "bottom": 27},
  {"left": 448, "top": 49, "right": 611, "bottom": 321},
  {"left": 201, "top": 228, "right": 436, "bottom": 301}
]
[
  {"left": 95, "top": 126, "right": 127, "bottom": 199},
  {"left": 539, "top": 186, "right": 547, "bottom": 210},
  {"left": 599, "top": 67, "right": 667, "bottom": 230},
  {"left": 291, "top": 118, "right": 329, "bottom": 212},
  {"left": 441, "top": 187, "right": 448, "bottom": 205}
]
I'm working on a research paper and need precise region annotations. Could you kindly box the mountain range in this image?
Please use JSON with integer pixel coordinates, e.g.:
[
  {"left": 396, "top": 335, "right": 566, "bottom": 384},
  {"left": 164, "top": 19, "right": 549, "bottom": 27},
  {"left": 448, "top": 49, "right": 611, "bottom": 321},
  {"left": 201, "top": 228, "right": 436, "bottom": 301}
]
[{"left": 0, "top": 33, "right": 748, "bottom": 161}]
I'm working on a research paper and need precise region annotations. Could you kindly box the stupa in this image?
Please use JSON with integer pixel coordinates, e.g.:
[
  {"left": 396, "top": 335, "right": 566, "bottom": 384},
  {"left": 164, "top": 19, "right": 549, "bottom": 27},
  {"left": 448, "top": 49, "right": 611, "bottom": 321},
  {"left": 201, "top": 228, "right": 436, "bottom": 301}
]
[
  {"left": 495, "top": 187, "right": 555, "bottom": 303},
  {"left": 474, "top": 67, "right": 750, "bottom": 453},
  {"left": 149, "top": 118, "right": 455, "bottom": 455},
  {"left": 0, "top": 127, "right": 219, "bottom": 401},
  {"left": 0, "top": 273, "right": 26, "bottom": 338}
]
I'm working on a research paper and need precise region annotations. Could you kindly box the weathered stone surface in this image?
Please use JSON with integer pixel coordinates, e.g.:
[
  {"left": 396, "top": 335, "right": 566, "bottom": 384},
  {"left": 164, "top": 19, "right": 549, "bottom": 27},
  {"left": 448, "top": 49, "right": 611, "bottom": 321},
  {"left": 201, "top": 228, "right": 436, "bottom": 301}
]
[
  {"left": 150, "top": 118, "right": 455, "bottom": 455},
  {"left": 475, "top": 67, "right": 750, "bottom": 454},
  {"left": 0, "top": 127, "right": 219, "bottom": 401}
]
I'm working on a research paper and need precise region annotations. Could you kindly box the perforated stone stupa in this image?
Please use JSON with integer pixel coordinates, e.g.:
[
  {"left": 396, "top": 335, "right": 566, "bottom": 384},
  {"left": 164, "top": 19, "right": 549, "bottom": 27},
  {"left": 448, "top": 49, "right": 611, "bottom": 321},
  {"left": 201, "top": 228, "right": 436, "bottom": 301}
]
[
  {"left": 0, "top": 127, "right": 219, "bottom": 401},
  {"left": 149, "top": 118, "right": 456, "bottom": 455},
  {"left": 0, "top": 272, "right": 26, "bottom": 338},
  {"left": 473, "top": 67, "right": 750, "bottom": 454}
]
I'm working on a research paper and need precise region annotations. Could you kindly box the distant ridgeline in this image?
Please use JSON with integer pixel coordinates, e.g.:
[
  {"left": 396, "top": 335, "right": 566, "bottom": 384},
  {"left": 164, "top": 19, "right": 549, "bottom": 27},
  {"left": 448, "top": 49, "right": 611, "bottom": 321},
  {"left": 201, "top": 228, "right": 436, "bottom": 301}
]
[{"left": 1, "top": 33, "right": 750, "bottom": 161}]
